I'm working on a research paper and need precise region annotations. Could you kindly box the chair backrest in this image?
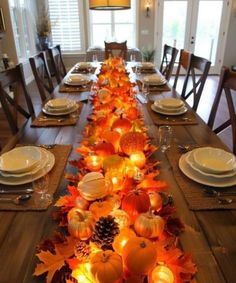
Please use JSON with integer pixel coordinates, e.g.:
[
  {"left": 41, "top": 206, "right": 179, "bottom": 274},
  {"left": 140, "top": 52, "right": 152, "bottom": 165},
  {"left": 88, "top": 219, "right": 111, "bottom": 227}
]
[
  {"left": 0, "top": 64, "right": 35, "bottom": 135},
  {"left": 104, "top": 41, "right": 128, "bottom": 60},
  {"left": 29, "top": 51, "right": 54, "bottom": 103},
  {"left": 48, "top": 45, "right": 67, "bottom": 84},
  {"left": 159, "top": 44, "right": 178, "bottom": 81},
  {"left": 173, "top": 49, "right": 211, "bottom": 111},
  {"left": 208, "top": 66, "right": 236, "bottom": 154}
]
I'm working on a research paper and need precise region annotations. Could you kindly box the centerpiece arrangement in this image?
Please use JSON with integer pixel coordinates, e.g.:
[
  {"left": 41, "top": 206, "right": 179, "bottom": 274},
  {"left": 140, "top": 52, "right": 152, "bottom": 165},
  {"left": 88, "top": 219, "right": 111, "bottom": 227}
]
[{"left": 34, "top": 57, "right": 197, "bottom": 283}]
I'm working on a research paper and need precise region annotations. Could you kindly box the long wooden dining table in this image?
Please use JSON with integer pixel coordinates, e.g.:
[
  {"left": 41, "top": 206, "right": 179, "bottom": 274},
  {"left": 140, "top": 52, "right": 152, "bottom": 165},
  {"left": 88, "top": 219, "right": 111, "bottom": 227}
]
[{"left": 0, "top": 64, "right": 235, "bottom": 283}]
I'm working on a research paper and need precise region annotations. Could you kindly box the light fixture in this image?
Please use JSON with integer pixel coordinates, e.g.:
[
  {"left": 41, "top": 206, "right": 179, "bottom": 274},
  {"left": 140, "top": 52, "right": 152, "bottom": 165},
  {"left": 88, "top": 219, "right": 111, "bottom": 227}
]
[
  {"left": 89, "top": 0, "right": 131, "bottom": 10},
  {"left": 145, "top": 0, "right": 151, "bottom": 17}
]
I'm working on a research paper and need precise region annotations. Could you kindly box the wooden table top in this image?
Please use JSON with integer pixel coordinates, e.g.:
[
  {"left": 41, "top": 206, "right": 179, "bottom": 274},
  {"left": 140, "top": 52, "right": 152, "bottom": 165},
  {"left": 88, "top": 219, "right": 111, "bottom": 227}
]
[{"left": 0, "top": 69, "right": 235, "bottom": 283}]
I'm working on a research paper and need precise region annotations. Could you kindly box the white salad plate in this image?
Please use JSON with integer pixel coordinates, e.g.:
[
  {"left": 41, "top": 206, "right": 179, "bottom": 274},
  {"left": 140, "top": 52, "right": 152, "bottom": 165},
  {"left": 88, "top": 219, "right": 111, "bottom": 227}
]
[
  {"left": 42, "top": 103, "right": 79, "bottom": 116},
  {"left": 0, "top": 148, "right": 55, "bottom": 185},
  {"left": 139, "top": 62, "right": 155, "bottom": 69},
  {"left": 179, "top": 151, "right": 236, "bottom": 187},
  {"left": 0, "top": 146, "right": 41, "bottom": 174},
  {"left": 192, "top": 147, "right": 236, "bottom": 174},
  {"left": 64, "top": 74, "right": 90, "bottom": 86},
  {"left": 151, "top": 103, "right": 188, "bottom": 116},
  {"left": 155, "top": 98, "right": 184, "bottom": 109},
  {"left": 46, "top": 98, "right": 75, "bottom": 110},
  {"left": 144, "top": 75, "right": 167, "bottom": 86},
  {"left": 186, "top": 150, "right": 236, "bottom": 178}
]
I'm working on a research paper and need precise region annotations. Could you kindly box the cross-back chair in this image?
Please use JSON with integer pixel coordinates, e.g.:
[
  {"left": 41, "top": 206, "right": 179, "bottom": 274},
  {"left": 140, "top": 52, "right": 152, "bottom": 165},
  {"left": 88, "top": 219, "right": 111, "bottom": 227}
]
[
  {"left": 159, "top": 44, "right": 178, "bottom": 81},
  {"left": 104, "top": 41, "right": 128, "bottom": 60},
  {"left": 29, "top": 51, "right": 54, "bottom": 103},
  {"left": 173, "top": 49, "right": 211, "bottom": 111},
  {"left": 48, "top": 45, "right": 67, "bottom": 84},
  {"left": 208, "top": 66, "right": 236, "bottom": 154},
  {"left": 0, "top": 64, "right": 35, "bottom": 135}
]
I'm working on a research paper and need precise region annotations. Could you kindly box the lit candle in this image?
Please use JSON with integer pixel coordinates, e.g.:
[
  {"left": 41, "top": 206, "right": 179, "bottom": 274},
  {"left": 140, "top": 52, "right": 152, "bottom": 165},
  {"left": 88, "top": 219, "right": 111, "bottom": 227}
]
[
  {"left": 129, "top": 151, "right": 146, "bottom": 169},
  {"left": 106, "top": 170, "right": 124, "bottom": 191},
  {"left": 151, "top": 265, "right": 174, "bottom": 283},
  {"left": 85, "top": 154, "right": 103, "bottom": 171}
]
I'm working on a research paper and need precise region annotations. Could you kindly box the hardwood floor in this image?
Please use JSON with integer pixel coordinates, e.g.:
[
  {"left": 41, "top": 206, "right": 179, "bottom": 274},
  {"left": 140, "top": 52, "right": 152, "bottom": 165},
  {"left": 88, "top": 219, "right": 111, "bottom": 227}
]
[{"left": 0, "top": 75, "right": 235, "bottom": 152}]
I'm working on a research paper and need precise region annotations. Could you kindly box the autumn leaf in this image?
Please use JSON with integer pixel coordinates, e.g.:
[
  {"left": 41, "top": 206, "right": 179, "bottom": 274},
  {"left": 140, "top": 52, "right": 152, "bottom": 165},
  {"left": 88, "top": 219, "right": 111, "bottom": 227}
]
[
  {"left": 55, "top": 186, "right": 80, "bottom": 208},
  {"left": 34, "top": 237, "right": 76, "bottom": 283},
  {"left": 137, "top": 173, "right": 168, "bottom": 192}
]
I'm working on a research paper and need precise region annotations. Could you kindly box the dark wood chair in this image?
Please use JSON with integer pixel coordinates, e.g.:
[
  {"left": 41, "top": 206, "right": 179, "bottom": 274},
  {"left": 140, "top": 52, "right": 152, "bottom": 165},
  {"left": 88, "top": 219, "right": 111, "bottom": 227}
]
[
  {"left": 159, "top": 44, "right": 178, "bottom": 81},
  {"left": 208, "top": 66, "right": 236, "bottom": 154},
  {"left": 104, "top": 41, "right": 128, "bottom": 60},
  {"left": 173, "top": 49, "right": 211, "bottom": 111},
  {"left": 29, "top": 51, "right": 54, "bottom": 103},
  {"left": 0, "top": 64, "right": 35, "bottom": 135},
  {"left": 48, "top": 45, "right": 67, "bottom": 84}
]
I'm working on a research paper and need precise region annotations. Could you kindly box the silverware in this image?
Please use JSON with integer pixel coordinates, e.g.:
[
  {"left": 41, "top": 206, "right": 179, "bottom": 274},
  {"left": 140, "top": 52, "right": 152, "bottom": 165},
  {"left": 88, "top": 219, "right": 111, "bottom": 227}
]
[
  {"left": 203, "top": 188, "right": 236, "bottom": 197},
  {"left": 0, "top": 194, "right": 31, "bottom": 205},
  {"left": 39, "top": 117, "right": 66, "bottom": 123},
  {"left": 0, "top": 188, "right": 33, "bottom": 194},
  {"left": 217, "top": 197, "right": 233, "bottom": 205},
  {"left": 177, "top": 144, "right": 191, "bottom": 153}
]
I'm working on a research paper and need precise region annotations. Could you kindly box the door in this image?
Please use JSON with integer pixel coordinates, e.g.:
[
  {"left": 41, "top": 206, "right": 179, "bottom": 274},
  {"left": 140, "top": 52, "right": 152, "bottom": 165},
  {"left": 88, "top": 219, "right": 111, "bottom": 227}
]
[{"left": 154, "top": 0, "right": 231, "bottom": 74}]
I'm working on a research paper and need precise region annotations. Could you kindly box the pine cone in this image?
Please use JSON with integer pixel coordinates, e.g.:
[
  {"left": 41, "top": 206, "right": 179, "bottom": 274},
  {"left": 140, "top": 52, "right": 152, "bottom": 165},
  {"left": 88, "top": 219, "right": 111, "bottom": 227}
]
[
  {"left": 74, "top": 241, "right": 91, "bottom": 261},
  {"left": 91, "top": 215, "right": 119, "bottom": 250}
]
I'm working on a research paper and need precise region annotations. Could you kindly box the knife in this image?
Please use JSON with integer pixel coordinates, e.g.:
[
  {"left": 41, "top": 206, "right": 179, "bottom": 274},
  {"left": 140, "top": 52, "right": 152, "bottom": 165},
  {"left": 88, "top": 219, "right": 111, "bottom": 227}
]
[{"left": 0, "top": 188, "right": 33, "bottom": 194}]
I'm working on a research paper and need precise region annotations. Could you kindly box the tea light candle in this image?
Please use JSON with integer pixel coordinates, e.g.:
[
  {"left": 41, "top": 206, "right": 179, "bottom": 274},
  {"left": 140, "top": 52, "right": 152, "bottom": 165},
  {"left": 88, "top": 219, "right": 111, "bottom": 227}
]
[
  {"left": 85, "top": 154, "right": 103, "bottom": 171},
  {"left": 129, "top": 151, "right": 146, "bottom": 169},
  {"left": 151, "top": 265, "right": 174, "bottom": 283}
]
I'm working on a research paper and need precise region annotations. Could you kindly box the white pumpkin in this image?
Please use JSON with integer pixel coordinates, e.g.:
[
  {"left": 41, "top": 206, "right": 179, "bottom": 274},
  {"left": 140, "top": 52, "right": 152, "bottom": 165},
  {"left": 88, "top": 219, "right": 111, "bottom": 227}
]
[{"left": 78, "top": 172, "right": 111, "bottom": 201}]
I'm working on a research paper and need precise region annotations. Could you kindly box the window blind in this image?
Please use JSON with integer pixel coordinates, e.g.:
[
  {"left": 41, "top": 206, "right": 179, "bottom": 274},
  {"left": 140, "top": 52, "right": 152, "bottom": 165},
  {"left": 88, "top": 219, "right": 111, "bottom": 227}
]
[{"left": 48, "top": 0, "right": 82, "bottom": 52}]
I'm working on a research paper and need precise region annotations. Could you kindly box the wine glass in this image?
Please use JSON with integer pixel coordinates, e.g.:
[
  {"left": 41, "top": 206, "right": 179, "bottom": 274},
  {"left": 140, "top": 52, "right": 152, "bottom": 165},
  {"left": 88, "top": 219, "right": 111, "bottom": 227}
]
[
  {"left": 32, "top": 164, "right": 52, "bottom": 206},
  {"left": 142, "top": 83, "right": 149, "bottom": 103}
]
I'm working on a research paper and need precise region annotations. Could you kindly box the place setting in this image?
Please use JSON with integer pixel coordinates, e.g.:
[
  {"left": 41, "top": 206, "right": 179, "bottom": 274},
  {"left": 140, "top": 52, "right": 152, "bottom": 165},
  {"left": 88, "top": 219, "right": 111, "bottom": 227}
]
[
  {"left": 0, "top": 144, "right": 72, "bottom": 211},
  {"left": 59, "top": 73, "right": 92, "bottom": 92},
  {"left": 142, "top": 73, "right": 171, "bottom": 92},
  {"left": 71, "top": 62, "right": 96, "bottom": 74},
  {"left": 147, "top": 97, "right": 198, "bottom": 125},
  {"left": 31, "top": 97, "right": 82, "bottom": 127},
  {"left": 166, "top": 145, "right": 236, "bottom": 210},
  {"left": 133, "top": 62, "right": 157, "bottom": 74}
]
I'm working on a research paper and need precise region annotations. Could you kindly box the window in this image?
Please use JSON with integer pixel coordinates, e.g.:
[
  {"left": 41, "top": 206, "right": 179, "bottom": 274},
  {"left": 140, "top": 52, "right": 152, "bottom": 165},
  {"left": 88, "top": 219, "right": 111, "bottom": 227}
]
[
  {"left": 9, "top": 0, "right": 36, "bottom": 62},
  {"left": 89, "top": 0, "right": 137, "bottom": 47},
  {"left": 48, "top": 0, "right": 85, "bottom": 53}
]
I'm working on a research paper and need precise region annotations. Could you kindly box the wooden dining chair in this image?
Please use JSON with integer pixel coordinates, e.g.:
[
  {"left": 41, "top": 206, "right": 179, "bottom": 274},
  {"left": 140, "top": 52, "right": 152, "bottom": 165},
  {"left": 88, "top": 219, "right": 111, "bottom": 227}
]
[
  {"left": 29, "top": 51, "right": 54, "bottom": 103},
  {"left": 0, "top": 64, "right": 35, "bottom": 135},
  {"left": 159, "top": 44, "right": 178, "bottom": 81},
  {"left": 48, "top": 45, "right": 67, "bottom": 84},
  {"left": 104, "top": 41, "right": 128, "bottom": 60},
  {"left": 208, "top": 66, "right": 236, "bottom": 154},
  {"left": 173, "top": 49, "right": 211, "bottom": 111}
]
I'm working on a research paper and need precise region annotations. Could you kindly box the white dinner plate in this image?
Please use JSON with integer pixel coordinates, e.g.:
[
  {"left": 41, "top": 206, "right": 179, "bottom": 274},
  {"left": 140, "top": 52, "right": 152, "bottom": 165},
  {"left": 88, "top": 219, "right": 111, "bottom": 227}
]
[
  {"left": 44, "top": 102, "right": 76, "bottom": 113},
  {"left": 153, "top": 101, "right": 186, "bottom": 113},
  {"left": 0, "top": 149, "right": 49, "bottom": 178},
  {"left": 0, "top": 148, "right": 55, "bottom": 185},
  {"left": 64, "top": 74, "right": 90, "bottom": 86},
  {"left": 151, "top": 103, "right": 188, "bottom": 116},
  {"left": 42, "top": 103, "right": 79, "bottom": 116},
  {"left": 46, "top": 98, "right": 76, "bottom": 110},
  {"left": 155, "top": 98, "right": 184, "bottom": 109},
  {"left": 186, "top": 150, "right": 236, "bottom": 178},
  {"left": 179, "top": 152, "right": 236, "bottom": 187}
]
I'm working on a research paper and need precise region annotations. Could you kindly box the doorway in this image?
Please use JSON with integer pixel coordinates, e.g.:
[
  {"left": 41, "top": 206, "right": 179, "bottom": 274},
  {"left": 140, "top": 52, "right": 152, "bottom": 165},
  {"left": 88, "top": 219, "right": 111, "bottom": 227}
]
[{"left": 154, "top": 0, "right": 232, "bottom": 74}]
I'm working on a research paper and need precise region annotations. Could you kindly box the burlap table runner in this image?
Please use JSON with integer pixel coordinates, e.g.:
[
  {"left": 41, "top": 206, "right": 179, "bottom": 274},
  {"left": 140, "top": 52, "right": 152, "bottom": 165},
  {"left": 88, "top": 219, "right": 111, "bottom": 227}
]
[
  {"left": 31, "top": 102, "right": 83, "bottom": 127},
  {"left": 147, "top": 101, "right": 198, "bottom": 126},
  {"left": 0, "top": 144, "right": 72, "bottom": 211},
  {"left": 59, "top": 81, "right": 92, "bottom": 93},
  {"left": 166, "top": 147, "right": 236, "bottom": 210}
]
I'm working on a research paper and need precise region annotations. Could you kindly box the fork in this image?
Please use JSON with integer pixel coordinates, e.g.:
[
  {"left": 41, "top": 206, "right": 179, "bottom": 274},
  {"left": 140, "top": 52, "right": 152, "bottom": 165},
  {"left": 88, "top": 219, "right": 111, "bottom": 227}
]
[{"left": 39, "top": 117, "right": 65, "bottom": 123}]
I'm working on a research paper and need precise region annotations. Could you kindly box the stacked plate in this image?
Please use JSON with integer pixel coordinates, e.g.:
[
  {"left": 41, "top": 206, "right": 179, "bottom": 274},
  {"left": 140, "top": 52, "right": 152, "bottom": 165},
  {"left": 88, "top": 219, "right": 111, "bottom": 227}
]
[
  {"left": 43, "top": 98, "right": 78, "bottom": 116},
  {"left": 0, "top": 146, "right": 55, "bottom": 185},
  {"left": 64, "top": 73, "right": 90, "bottom": 86},
  {"left": 179, "top": 147, "right": 236, "bottom": 187},
  {"left": 143, "top": 74, "right": 167, "bottom": 86},
  {"left": 75, "top": 62, "right": 92, "bottom": 69},
  {"left": 139, "top": 62, "right": 155, "bottom": 69},
  {"left": 151, "top": 98, "right": 187, "bottom": 116}
]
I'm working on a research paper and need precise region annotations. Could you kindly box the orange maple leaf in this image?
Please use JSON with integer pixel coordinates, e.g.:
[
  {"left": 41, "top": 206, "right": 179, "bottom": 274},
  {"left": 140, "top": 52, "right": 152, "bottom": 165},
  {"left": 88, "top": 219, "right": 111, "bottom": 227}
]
[
  {"left": 137, "top": 173, "right": 168, "bottom": 192},
  {"left": 34, "top": 237, "right": 76, "bottom": 283},
  {"left": 55, "top": 186, "right": 80, "bottom": 207}
]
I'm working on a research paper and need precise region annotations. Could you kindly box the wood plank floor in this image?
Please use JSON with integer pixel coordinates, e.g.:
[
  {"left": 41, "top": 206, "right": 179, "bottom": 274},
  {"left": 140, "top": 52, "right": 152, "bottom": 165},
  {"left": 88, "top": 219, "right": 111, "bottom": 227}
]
[{"left": 0, "top": 75, "right": 234, "bottom": 152}]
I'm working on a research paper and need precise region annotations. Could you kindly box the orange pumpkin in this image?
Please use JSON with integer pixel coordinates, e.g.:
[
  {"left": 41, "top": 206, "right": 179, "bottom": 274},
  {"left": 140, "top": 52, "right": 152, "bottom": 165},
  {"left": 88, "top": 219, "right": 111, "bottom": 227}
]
[
  {"left": 112, "top": 228, "right": 136, "bottom": 255},
  {"left": 110, "top": 209, "right": 130, "bottom": 229},
  {"left": 120, "top": 132, "right": 146, "bottom": 156},
  {"left": 112, "top": 116, "right": 132, "bottom": 134},
  {"left": 121, "top": 190, "right": 151, "bottom": 222},
  {"left": 102, "top": 130, "right": 121, "bottom": 152},
  {"left": 123, "top": 236, "right": 157, "bottom": 275},
  {"left": 75, "top": 196, "right": 90, "bottom": 210},
  {"left": 89, "top": 200, "right": 113, "bottom": 220},
  {"left": 104, "top": 194, "right": 121, "bottom": 210},
  {"left": 148, "top": 192, "right": 163, "bottom": 211},
  {"left": 67, "top": 208, "right": 95, "bottom": 240},
  {"left": 134, "top": 212, "right": 165, "bottom": 238},
  {"left": 126, "top": 106, "right": 139, "bottom": 120},
  {"left": 90, "top": 250, "right": 123, "bottom": 283},
  {"left": 94, "top": 141, "right": 115, "bottom": 157}
]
